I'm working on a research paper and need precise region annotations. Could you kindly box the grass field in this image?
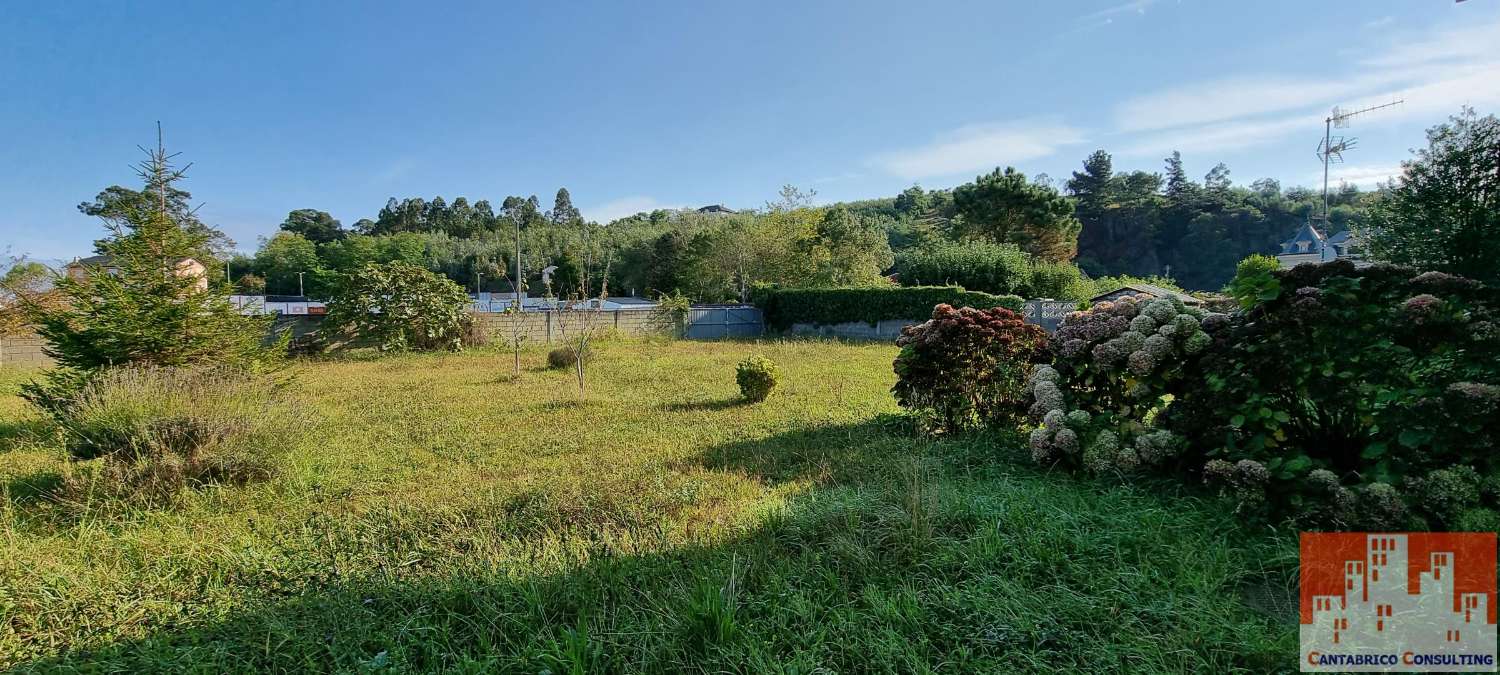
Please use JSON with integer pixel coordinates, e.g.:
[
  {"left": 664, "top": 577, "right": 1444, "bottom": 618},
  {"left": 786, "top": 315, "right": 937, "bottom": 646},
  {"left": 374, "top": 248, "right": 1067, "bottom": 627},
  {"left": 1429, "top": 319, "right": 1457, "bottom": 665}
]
[{"left": 1, "top": 338, "right": 1298, "bottom": 672}]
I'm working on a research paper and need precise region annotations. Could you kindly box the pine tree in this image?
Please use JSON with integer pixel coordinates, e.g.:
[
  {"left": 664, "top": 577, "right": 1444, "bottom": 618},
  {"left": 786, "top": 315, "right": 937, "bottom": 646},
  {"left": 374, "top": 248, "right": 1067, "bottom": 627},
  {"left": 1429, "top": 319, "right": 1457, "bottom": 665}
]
[{"left": 26, "top": 129, "right": 278, "bottom": 386}]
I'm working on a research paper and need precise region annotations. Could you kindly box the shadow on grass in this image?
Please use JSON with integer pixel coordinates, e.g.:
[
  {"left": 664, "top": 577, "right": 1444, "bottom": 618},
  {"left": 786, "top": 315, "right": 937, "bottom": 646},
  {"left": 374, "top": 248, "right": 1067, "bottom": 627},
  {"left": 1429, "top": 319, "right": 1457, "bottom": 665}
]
[
  {"left": 0, "top": 418, "right": 51, "bottom": 451},
  {"left": 659, "top": 397, "right": 753, "bottom": 413},
  {"left": 6, "top": 420, "right": 1296, "bottom": 673},
  {"left": 4, "top": 471, "right": 63, "bottom": 505},
  {"left": 687, "top": 414, "right": 920, "bottom": 485}
]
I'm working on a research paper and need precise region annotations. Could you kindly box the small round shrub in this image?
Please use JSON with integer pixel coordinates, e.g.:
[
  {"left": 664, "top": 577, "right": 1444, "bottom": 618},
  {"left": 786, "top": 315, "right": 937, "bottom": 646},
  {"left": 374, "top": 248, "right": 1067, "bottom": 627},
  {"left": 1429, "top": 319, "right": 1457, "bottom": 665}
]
[
  {"left": 735, "top": 356, "right": 779, "bottom": 402},
  {"left": 893, "top": 303, "right": 1049, "bottom": 432},
  {"left": 547, "top": 345, "right": 593, "bottom": 370}
]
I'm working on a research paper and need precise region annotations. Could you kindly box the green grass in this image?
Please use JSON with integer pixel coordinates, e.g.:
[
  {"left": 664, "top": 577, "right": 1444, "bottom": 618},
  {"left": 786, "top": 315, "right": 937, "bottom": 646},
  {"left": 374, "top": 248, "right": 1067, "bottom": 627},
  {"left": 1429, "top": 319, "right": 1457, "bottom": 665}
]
[{"left": 0, "top": 339, "right": 1298, "bottom": 672}]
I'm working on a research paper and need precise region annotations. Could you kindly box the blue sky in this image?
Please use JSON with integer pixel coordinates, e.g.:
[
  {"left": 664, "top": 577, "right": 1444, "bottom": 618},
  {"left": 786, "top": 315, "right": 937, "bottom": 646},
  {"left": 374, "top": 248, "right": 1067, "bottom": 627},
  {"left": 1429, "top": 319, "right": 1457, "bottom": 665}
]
[{"left": 3, "top": 0, "right": 1498, "bottom": 260}]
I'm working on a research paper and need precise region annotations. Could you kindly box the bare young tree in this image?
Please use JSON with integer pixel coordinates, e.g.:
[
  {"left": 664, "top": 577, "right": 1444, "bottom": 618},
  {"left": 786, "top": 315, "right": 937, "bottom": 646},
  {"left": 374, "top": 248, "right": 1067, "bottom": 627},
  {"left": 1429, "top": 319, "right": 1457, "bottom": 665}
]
[
  {"left": 549, "top": 254, "right": 612, "bottom": 397},
  {"left": 496, "top": 267, "right": 526, "bottom": 380}
]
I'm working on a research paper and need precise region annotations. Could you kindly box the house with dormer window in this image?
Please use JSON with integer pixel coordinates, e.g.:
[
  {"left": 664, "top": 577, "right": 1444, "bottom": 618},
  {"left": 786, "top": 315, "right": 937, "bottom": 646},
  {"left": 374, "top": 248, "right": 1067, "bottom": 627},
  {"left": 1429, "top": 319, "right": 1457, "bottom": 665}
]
[{"left": 1275, "top": 223, "right": 1366, "bottom": 269}]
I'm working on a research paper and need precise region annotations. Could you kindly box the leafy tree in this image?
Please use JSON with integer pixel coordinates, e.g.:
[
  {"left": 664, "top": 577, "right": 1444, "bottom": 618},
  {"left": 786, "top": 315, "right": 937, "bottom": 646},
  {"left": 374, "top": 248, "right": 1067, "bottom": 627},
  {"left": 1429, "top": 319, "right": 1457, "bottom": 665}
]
[
  {"left": 550, "top": 188, "right": 581, "bottom": 225},
  {"left": 279, "top": 209, "right": 345, "bottom": 244},
  {"left": 894, "top": 185, "right": 931, "bottom": 217},
  {"left": 766, "top": 184, "right": 817, "bottom": 212},
  {"left": 806, "top": 205, "right": 893, "bottom": 286},
  {"left": 26, "top": 136, "right": 277, "bottom": 388},
  {"left": 236, "top": 273, "right": 267, "bottom": 295},
  {"left": 254, "top": 232, "right": 328, "bottom": 297},
  {"left": 549, "top": 254, "right": 581, "bottom": 297},
  {"left": 1365, "top": 107, "right": 1500, "bottom": 284},
  {"left": 324, "top": 262, "right": 471, "bottom": 352},
  {"left": 78, "top": 183, "right": 234, "bottom": 261},
  {"left": 0, "top": 260, "right": 59, "bottom": 338},
  {"left": 952, "top": 167, "right": 1080, "bottom": 262}
]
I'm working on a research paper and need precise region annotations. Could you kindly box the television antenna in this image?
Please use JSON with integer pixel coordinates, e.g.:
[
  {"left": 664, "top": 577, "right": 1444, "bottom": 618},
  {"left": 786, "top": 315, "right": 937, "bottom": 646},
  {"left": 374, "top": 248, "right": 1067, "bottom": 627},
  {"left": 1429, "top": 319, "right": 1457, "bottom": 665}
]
[{"left": 1317, "top": 99, "right": 1402, "bottom": 226}]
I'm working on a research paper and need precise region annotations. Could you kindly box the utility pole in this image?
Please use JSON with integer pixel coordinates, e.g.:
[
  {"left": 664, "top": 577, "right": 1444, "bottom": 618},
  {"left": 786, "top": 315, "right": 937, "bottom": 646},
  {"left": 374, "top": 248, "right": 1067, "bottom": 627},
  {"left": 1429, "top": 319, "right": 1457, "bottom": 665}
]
[
  {"left": 476, "top": 270, "right": 483, "bottom": 295},
  {"left": 297, "top": 271, "right": 304, "bottom": 297},
  {"left": 514, "top": 215, "right": 523, "bottom": 312}
]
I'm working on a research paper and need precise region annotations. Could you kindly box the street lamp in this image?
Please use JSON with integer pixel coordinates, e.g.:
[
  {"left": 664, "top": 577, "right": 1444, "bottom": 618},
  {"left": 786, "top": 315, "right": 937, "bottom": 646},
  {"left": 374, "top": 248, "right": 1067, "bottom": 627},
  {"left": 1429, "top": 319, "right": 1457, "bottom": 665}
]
[{"left": 297, "top": 271, "right": 304, "bottom": 298}]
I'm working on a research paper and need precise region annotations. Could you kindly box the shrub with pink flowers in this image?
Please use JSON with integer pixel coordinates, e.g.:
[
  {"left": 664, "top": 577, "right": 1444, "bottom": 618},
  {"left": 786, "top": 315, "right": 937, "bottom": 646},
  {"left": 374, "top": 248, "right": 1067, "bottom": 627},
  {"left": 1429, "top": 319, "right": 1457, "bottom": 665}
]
[
  {"left": 893, "top": 303, "right": 1048, "bottom": 432},
  {"left": 1027, "top": 293, "right": 1214, "bottom": 473},
  {"left": 1166, "top": 260, "right": 1500, "bottom": 529}
]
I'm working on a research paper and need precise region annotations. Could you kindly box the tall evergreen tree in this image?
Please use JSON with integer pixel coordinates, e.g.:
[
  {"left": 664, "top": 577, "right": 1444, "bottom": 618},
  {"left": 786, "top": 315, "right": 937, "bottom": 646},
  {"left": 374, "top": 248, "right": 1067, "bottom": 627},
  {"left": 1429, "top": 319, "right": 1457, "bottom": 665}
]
[
  {"left": 551, "top": 187, "right": 582, "bottom": 225},
  {"left": 952, "top": 167, "right": 1080, "bottom": 262},
  {"left": 27, "top": 131, "right": 278, "bottom": 388}
]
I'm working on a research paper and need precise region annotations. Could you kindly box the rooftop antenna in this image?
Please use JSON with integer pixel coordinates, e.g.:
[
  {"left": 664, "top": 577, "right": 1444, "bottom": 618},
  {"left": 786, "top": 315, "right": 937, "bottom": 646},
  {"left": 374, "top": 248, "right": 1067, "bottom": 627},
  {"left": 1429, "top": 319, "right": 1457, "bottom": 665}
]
[{"left": 1317, "top": 99, "right": 1403, "bottom": 227}]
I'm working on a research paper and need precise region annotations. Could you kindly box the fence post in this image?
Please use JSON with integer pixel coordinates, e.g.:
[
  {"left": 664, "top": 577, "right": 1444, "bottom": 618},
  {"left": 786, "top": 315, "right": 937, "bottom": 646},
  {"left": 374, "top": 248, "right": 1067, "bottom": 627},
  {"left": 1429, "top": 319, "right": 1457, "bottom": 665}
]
[{"left": 545, "top": 310, "right": 553, "bottom": 344}]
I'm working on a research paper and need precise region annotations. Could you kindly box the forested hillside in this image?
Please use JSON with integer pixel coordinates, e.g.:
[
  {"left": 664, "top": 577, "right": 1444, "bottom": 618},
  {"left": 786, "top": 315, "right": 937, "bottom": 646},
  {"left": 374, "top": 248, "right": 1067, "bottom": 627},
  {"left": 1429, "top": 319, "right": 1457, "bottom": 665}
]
[{"left": 195, "top": 146, "right": 1382, "bottom": 300}]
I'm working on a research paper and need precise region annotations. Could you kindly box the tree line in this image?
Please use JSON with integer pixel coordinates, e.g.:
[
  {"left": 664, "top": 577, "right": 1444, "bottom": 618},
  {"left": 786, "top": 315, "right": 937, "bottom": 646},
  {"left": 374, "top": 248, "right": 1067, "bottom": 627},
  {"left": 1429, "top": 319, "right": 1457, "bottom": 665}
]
[{"left": 196, "top": 107, "right": 1496, "bottom": 300}]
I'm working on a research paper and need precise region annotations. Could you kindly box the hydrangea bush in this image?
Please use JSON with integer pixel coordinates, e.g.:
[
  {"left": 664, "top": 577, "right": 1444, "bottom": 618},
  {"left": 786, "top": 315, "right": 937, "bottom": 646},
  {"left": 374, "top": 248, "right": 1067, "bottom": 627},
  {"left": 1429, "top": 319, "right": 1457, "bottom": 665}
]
[
  {"left": 893, "top": 304, "right": 1048, "bottom": 432},
  {"left": 1028, "top": 293, "right": 1213, "bottom": 473},
  {"left": 1165, "top": 260, "right": 1500, "bottom": 529}
]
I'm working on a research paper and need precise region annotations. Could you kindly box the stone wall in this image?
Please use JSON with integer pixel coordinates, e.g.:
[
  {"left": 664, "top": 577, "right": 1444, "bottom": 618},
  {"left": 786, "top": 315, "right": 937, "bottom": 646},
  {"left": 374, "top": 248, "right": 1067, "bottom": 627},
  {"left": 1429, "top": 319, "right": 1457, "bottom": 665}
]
[{"left": 0, "top": 332, "right": 51, "bottom": 367}]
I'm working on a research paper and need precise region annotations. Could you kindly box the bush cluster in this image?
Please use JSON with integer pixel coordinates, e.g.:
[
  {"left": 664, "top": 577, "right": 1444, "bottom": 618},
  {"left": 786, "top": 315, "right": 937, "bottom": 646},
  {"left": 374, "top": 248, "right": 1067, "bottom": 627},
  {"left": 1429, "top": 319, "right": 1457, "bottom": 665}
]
[
  {"left": 1027, "top": 294, "right": 1212, "bottom": 473},
  {"left": 892, "top": 241, "right": 1098, "bottom": 301},
  {"left": 323, "top": 262, "right": 473, "bottom": 352},
  {"left": 1166, "top": 260, "right": 1500, "bottom": 528},
  {"left": 893, "top": 304, "right": 1048, "bottom": 432},
  {"left": 547, "top": 345, "right": 593, "bottom": 370},
  {"left": 45, "top": 366, "right": 301, "bottom": 504},
  {"left": 751, "top": 285, "right": 1023, "bottom": 331},
  {"left": 735, "top": 356, "right": 780, "bottom": 402}
]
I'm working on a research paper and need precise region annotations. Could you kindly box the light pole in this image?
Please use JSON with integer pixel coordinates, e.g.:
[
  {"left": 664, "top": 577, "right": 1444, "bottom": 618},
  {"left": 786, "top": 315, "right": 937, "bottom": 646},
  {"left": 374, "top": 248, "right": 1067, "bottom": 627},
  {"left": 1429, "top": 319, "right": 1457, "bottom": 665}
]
[
  {"left": 297, "top": 271, "right": 304, "bottom": 298},
  {"left": 477, "top": 271, "right": 484, "bottom": 295}
]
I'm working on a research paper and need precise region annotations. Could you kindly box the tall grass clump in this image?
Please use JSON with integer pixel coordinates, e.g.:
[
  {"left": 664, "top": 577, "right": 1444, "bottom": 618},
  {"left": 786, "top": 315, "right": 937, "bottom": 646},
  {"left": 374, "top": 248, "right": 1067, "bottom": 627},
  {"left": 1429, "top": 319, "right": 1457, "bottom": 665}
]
[{"left": 46, "top": 366, "right": 301, "bottom": 503}]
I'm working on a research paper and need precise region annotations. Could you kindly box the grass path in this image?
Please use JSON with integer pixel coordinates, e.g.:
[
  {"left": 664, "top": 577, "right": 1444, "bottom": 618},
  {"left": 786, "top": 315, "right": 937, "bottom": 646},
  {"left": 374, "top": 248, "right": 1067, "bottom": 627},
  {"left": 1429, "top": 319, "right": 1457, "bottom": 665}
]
[{"left": 0, "top": 339, "right": 1297, "bottom": 672}]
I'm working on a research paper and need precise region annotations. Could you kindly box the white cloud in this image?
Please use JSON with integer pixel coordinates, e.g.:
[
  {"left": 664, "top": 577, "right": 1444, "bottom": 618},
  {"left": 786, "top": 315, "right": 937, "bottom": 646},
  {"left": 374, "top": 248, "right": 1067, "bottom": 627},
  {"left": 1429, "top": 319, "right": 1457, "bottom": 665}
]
[
  {"left": 1358, "top": 20, "right": 1500, "bottom": 69},
  {"left": 1109, "top": 17, "right": 1500, "bottom": 157},
  {"left": 583, "top": 196, "right": 680, "bottom": 224},
  {"left": 1078, "top": 0, "right": 1158, "bottom": 23},
  {"left": 1316, "top": 163, "right": 1406, "bottom": 189},
  {"left": 1115, "top": 113, "right": 1313, "bottom": 158},
  {"left": 1363, "top": 16, "right": 1394, "bottom": 30},
  {"left": 1113, "top": 71, "right": 1414, "bottom": 134},
  {"left": 871, "top": 120, "right": 1085, "bottom": 180}
]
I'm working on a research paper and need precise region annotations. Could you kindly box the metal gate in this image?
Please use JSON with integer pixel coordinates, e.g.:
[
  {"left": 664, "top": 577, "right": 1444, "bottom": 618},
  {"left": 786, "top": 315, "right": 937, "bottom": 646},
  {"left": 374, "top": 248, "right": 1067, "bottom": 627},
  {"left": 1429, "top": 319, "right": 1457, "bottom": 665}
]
[{"left": 684, "top": 305, "right": 764, "bottom": 339}]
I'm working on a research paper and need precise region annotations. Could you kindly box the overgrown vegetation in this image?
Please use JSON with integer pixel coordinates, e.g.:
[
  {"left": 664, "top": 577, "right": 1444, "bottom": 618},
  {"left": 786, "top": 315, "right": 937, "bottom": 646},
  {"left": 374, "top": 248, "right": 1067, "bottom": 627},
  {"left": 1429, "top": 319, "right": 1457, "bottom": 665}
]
[
  {"left": 893, "top": 304, "right": 1048, "bottom": 432},
  {"left": 0, "top": 341, "right": 1294, "bottom": 671},
  {"left": 1027, "top": 294, "right": 1211, "bottom": 473},
  {"left": 43, "top": 365, "right": 301, "bottom": 504},
  {"left": 1169, "top": 260, "right": 1500, "bottom": 529},
  {"left": 323, "top": 262, "right": 472, "bottom": 352}
]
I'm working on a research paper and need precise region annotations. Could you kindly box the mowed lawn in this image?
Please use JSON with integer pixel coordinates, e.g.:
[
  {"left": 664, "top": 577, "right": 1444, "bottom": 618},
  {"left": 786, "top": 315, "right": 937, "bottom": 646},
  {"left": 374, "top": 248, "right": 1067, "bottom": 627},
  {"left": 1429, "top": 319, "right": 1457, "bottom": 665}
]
[{"left": 0, "top": 339, "right": 1297, "bottom": 673}]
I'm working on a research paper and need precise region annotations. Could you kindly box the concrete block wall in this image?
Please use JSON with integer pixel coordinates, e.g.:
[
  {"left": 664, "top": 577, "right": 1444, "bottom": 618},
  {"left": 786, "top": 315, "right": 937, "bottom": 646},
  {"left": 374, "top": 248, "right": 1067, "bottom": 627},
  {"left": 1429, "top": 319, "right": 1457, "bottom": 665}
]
[
  {"left": 475, "top": 309, "right": 660, "bottom": 344},
  {"left": 0, "top": 332, "right": 52, "bottom": 367}
]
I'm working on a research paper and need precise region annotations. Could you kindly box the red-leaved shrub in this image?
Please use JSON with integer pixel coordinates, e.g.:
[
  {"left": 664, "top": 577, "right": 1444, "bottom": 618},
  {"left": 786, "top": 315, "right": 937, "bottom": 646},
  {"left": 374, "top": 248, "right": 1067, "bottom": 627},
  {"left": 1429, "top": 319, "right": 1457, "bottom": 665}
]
[{"left": 892, "top": 304, "right": 1048, "bottom": 432}]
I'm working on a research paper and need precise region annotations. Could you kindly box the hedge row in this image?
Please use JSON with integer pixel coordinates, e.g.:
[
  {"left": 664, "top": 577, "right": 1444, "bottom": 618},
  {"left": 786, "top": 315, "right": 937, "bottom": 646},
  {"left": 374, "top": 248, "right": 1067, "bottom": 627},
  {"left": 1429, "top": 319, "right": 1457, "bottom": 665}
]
[{"left": 751, "top": 285, "right": 1023, "bottom": 330}]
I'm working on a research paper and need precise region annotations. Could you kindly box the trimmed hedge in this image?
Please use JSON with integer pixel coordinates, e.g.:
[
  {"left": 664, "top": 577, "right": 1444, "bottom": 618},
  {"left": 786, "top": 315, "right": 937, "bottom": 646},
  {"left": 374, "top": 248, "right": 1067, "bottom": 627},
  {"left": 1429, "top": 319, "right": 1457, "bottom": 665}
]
[{"left": 751, "top": 285, "right": 1023, "bottom": 330}]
